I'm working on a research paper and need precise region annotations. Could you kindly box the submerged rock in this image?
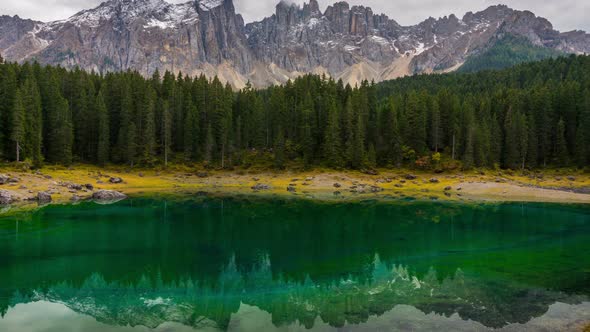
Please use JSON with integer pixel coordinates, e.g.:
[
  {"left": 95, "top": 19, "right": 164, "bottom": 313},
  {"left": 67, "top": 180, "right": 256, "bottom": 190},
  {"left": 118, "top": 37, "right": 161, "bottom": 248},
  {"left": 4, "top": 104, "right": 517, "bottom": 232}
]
[{"left": 92, "top": 190, "right": 127, "bottom": 203}]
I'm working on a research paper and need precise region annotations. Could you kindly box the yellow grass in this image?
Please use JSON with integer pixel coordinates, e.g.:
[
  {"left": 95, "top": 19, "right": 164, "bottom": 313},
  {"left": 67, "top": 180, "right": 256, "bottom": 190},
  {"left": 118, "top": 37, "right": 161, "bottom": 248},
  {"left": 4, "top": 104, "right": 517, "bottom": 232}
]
[{"left": 0, "top": 164, "right": 589, "bottom": 215}]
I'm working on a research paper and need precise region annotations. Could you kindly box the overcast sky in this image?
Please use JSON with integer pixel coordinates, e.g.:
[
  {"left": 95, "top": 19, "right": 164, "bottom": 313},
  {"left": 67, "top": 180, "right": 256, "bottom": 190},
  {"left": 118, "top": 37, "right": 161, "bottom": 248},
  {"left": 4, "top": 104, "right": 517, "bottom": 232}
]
[{"left": 2, "top": 0, "right": 588, "bottom": 32}]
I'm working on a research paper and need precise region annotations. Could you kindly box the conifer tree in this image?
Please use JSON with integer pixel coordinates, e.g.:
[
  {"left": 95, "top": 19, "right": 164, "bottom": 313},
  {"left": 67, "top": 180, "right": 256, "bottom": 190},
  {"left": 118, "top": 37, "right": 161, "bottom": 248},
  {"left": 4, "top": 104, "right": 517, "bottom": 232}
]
[
  {"left": 11, "top": 89, "right": 25, "bottom": 162},
  {"left": 126, "top": 122, "right": 137, "bottom": 167},
  {"left": 21, "top": 78, "right": 43, "bottom": 166},
  {"left": 139, "top": 87, "right": 156, "bottom": 163},
  {"left": 183, "top": 99, "right": 199, "bottom": 162},
  {"left": 323, "top": 101, "right": 343, "bottom": 168},
  {"left": 116, "top": 82, "right": 133, "bottom": 164},
  {"left": 429, "top": 100, "right": 442, "bottom": 152},
  {"left": 555, "top": 118, "right": 569, "bottom": 166},
  {"left": 274, "top": 127, "right": 286, "bottom": 169},
  {"left": 367, "top": 144, "right": 376, "bottom": 169},
  {"left": 47, "top": 96, "right": 73, "bottom": 165},
  {"left": 0, "top": 66, "right": 17, "bottom": 157},
  {"left": 204, "top": 124, "right": 215, "bottom": 165},
  {"left": 96, "top": 90, "right": 110, "bottom": 165},
  {"left": 404, "top": 91, "right": 427, "bottom": 154},
  {"left": 351, "top": 114, "right": 366, "bottom": 169}
]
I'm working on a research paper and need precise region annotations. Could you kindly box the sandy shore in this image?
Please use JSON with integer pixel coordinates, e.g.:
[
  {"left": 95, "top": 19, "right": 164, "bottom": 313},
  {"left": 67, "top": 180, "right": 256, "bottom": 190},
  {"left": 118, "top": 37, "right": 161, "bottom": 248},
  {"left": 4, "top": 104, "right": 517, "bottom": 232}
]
[{"left": 1, "top": 165, "right": 590, "bottom": 213}]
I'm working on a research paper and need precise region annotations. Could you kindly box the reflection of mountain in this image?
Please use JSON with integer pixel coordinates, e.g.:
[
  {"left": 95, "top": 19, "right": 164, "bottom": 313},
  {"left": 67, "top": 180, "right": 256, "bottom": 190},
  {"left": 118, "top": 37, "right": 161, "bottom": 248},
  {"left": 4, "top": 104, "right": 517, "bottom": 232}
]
[
  {"left": 3, "top": 255, "right": 587, "bottom": 330},
  {"left": 1, "top": 198, "right": 590, "bottom": 330}
]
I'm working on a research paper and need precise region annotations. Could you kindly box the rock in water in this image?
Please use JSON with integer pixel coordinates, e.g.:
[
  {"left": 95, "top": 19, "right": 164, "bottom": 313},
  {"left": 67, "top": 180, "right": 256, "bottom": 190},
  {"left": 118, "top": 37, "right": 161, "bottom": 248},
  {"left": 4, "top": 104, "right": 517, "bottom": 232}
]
[{"left": 92, "top": 190, "right": 127, "bottom": 204}]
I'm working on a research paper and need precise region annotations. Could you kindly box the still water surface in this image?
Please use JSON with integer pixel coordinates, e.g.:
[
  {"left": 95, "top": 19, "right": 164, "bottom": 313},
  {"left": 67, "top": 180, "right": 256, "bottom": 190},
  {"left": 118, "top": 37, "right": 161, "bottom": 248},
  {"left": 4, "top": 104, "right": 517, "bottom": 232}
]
[{"left": 0, "top": 197, "right": 589, "bottom": 331}]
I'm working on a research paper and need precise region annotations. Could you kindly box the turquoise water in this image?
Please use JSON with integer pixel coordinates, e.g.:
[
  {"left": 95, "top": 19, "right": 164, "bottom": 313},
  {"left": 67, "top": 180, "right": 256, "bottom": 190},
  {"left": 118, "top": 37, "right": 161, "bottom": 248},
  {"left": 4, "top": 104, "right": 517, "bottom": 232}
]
[{"left": 0, "top": 197, "right": 589, "bottom": 331}]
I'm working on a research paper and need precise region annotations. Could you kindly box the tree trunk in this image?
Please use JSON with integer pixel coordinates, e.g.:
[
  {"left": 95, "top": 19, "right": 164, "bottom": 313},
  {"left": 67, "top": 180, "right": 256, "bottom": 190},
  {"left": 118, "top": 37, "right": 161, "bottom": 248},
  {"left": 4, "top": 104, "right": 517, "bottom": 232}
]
[
  {"left": 451, "top": 134, "right": 456, "bottom": 160},
  {"left": 164, "top": 145, "right": 168, "bottom": 168},
  {"left": 221, "top": 143, "right": 225, "bottom": 169},
  {"left": 15, "top": 141, "right": 20, "bottom": 163}
]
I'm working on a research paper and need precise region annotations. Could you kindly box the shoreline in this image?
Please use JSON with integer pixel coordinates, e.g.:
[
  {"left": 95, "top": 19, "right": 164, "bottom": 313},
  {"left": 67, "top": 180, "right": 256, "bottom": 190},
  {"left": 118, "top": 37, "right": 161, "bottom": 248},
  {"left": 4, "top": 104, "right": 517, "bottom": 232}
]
[{"left": 1, "top": 165, "right": 590, "bottom": 213}]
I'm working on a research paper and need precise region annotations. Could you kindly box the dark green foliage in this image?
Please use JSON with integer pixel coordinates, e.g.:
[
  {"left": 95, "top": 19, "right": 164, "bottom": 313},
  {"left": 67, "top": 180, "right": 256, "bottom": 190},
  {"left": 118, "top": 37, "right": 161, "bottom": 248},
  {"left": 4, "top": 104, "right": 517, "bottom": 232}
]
[
  {"left": 21, "top": 77, "right": 43, "bottom": 166},
  {"left": 96, "top": 90, "right": 109, "bottom": 165},
  {"left": 274, "top": 127, "right": 286, "bottom": 169},
  {"left": 0, "top": 55, "right": 588, "bottom": 170},
  {"left": 459, "top": 35, "right": 562, "bottom": 73},
  {"left": 323, "top": 100, "right": 343, "bottom": 168},
  {"left": 11, "top": 89, "right": 25, "bottom": 162}
]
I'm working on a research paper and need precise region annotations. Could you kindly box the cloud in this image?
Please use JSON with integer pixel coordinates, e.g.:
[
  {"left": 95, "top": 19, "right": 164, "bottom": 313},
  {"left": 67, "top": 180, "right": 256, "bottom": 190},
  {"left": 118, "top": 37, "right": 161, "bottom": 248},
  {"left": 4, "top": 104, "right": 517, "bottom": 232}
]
[{"left": 1, "top": 0, "right": 588, "bottom": 32}]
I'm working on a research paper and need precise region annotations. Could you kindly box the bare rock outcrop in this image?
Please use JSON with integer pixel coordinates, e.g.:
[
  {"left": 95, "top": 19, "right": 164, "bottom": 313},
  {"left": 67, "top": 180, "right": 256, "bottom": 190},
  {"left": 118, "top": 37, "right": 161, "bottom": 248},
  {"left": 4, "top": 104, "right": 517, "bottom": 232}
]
[{"left": 0, "top": 1, "right": 588, "bottom": 88}]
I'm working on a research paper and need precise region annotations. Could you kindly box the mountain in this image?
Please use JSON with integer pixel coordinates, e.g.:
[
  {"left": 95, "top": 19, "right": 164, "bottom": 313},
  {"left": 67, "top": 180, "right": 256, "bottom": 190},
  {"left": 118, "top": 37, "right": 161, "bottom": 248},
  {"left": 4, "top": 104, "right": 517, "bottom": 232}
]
[
  {"left": 458, "top": 34, "right": 563, "bottom": 73},
  {"left": 1, "top": 0, "right": 589, "bottom": 88}
]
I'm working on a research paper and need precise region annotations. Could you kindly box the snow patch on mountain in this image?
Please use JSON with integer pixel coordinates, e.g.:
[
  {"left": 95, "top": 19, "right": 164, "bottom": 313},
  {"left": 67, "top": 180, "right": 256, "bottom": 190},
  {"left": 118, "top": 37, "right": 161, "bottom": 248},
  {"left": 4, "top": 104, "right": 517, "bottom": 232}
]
[{"left": 199, "top": 0, "right": 225, "bottom": 11}]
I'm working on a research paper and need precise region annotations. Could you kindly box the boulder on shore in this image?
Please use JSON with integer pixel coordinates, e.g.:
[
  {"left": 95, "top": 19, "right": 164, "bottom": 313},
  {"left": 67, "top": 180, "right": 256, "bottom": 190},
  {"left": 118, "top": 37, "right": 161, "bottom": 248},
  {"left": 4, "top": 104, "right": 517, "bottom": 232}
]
[
  {"left": 0, "top": 190, "right": 17, "bottom": 205},
  {"left": 109, "top": 177, "right": 124, "bottom": 184},
  {"left": 0, "top": 175, "right": 10, "bottom": 185},
  {"left": 92, "top": 190, "right": 127, "bottom": 203},
  {"left": 37, "top": 192, "right": 52, "bottom": 203},
  {"left": 251, "top": 183, "right": 271, "bottom": 191},
  {"left": 67, "top": 183, "right": 83, "bottom": 191}
]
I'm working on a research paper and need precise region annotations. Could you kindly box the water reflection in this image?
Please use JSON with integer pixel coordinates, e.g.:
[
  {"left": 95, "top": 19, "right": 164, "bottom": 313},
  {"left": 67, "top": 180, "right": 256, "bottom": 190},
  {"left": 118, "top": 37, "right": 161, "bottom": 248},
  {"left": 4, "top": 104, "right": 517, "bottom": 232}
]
[
  {"left": 2, "top": 255, "right": 588, "bottom": 330},
  {"left": 0, "top": 197, "right": 589, "bottom": 331}
]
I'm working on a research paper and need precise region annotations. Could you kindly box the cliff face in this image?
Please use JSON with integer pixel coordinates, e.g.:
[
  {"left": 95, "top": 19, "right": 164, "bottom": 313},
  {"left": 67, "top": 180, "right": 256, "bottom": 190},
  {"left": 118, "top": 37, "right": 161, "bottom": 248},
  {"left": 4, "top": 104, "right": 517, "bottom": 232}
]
[{"left": 1, "top": 0, "right": 589, "bottom": 88}]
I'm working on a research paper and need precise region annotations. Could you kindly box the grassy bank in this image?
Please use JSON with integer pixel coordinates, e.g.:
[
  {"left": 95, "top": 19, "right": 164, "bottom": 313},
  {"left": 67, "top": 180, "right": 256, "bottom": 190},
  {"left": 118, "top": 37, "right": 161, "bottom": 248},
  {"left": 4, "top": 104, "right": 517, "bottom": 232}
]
[{"left": 1, "top": 164, "right": 590, "bottom": 214}]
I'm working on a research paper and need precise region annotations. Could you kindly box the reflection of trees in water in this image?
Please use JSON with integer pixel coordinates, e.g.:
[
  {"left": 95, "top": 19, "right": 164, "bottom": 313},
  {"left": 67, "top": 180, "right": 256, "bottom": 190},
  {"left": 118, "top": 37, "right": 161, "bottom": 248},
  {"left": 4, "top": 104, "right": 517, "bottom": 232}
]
[{"left": 3, "top": 255, "right": 586, "bottom": 330}]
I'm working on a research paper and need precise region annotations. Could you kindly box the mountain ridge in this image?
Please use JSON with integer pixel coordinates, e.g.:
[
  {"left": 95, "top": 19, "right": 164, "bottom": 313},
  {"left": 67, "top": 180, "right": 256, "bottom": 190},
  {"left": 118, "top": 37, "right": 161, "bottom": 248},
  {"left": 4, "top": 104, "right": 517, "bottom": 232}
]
[{"left": 0, "top": 0, "right": 588, "bottom": 88}]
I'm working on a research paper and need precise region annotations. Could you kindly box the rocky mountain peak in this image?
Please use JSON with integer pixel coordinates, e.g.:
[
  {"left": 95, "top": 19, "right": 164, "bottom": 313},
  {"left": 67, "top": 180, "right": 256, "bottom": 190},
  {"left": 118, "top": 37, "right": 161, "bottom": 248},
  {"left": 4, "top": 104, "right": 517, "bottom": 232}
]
[{"left": 0, "top": 0, "right": 589, "bottom": 88}]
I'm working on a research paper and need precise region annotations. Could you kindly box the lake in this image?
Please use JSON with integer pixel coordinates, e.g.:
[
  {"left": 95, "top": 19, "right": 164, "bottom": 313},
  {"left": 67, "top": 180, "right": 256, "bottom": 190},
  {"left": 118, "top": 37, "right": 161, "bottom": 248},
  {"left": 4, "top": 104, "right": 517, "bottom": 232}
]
[{"left": 0, "top": 197, "right": 589, "bottom": 331}]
